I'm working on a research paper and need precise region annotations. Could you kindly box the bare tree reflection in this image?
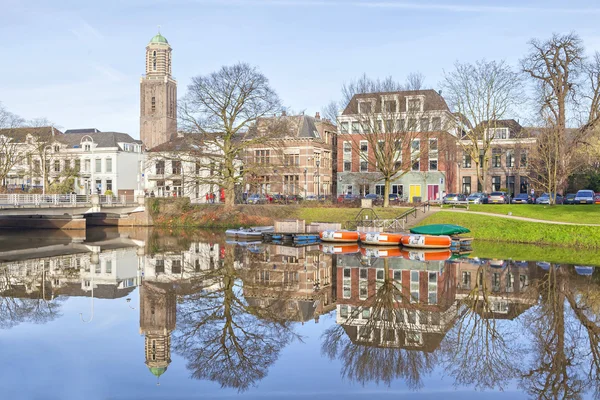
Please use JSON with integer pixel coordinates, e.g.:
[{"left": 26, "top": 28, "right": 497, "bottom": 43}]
[{"left": 172, "top": 245, "right": 300, "bottom": 391}]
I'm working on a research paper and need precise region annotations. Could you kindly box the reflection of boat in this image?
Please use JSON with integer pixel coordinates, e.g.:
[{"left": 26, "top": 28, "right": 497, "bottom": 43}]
[
  {"left": 225, "top": 239, "right": 262, "bottom": 246},
  {"left": 225, "top": 226, "right": 274, "bottom": 238},
  {"left": 401, "top": 234, "right": 452, "bottom": 249},
  {"left": 320, "top": 230, "right": 359, "bottom": 243},
  {"left": 400, "top": 249, "right": 452, "bottom": 262},
  {"left": 514, "top": 261, "right": 529, "bottom": 268},
  {"left": 360, "top": 246, "right": 402, "bottom": 258},
  {"left": 320, "top": 243, "right": 360, "bottom": 254},
  {"left": 575, "top": 266, "right": 594, "bottom": 276},
  {"left": 359, "top": 232, "right": 403, "bottom": 246},
  {"left": 536, "top": 261, "right": 551, "bottom": 270},
  {"left": 410, "top": 224, "right": 470, "bottom": 236},
  {"left": 489, "top": 259, "right": 507, "bottom": 268}
]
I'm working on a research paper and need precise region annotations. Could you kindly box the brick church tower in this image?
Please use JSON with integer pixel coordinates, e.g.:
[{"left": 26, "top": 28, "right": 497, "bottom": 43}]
[{"left": 140, "top": 31, "right": 177, "bottom": 150}]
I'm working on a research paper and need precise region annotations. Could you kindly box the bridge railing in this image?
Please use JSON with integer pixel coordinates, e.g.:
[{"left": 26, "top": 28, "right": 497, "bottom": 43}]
[{"left": 0, "top": 194, "right": 91, "bottom": 207}]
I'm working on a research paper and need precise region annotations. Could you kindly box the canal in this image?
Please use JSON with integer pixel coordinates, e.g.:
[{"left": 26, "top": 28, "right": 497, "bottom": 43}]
[{"left": 0, "top": 227, "right": 598, "bottom": 399}]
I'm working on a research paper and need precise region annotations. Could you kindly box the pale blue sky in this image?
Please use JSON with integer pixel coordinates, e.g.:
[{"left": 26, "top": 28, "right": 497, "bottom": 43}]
[{"left": 2, "top": 0, "right": 600, "bottom": 138}]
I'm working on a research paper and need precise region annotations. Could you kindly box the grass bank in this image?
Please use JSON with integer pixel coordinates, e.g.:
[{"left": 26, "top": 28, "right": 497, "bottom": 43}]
[
  {"left": 417, "top": 211, "right": 600, "bottom": 249},
  {"left": 467, "top": 204, "right": 600, "bottom": 224},
  {"left": 469, "top": 241, "right": 600, "bottom": 266}
]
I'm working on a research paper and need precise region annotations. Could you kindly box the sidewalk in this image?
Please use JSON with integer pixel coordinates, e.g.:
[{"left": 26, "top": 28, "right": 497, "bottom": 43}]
[{"left": 438, "top": 208, "right": 600, "bottom": 227}]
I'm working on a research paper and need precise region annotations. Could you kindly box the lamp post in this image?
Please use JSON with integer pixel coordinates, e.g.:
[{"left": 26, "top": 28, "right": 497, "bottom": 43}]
[
  {"left": 41, "top": 145, "right": 52, "bottom": 195},
  {"left": 304, "top": 168, "right": 307, "bottom": 199}
]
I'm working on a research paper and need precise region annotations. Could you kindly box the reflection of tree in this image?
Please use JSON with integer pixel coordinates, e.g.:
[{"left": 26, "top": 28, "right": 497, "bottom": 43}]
[
  {"left": 321, "top": 258, "right": 440, "bottom": 389},
  {"left": 442, "top": 265, "right": 523, "bottom": 390},
  {"left": 519, "top": 265, "right": 600, "bottom": 399},
  {"left": 173, "top": 245, "right": 299, "bottom": 391}
]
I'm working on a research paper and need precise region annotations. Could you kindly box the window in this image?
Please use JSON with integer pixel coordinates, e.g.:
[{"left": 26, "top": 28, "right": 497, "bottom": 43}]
[
  {"left": 429, "top": 160, "right": 438, "bottom": 171},
  {"left": 105, "top": 158, "right": 112, "bottom": 173},
  {"left": 156, "top": 160, "right": 165, "bottom": 174},
  {"left": 283, "top": 175, "right": 299, "bottom": 194},
  {"left": 428, "top": 272, "right": 438, "bottom": 305},
  {"left": 106, "top": 260, "right": 112, "bottom": 274},
  {"left": 172, "top": 260, "right": 182, "bottom": 274},
  {"left": 462, "top": 271, "right": 471, "bottom": 287},
  {"left": 106, "top": 179, "right": 112, "bottom": 191},
  {"left": 254, "top": 149, "right": 270, "bottom": 165},
  {"left": 151, "top": 97, "right": 156, "bottom": 113},
  {"left": 155, "top": 259, "right": 165, "bottom": 274},
  {"left": 410, "top": 270, "right": 419, "bottom": 303},
  {"left": 492, "top": 176, "right": 501, "bottom": 191},
  {"left": 54, "top": 160, "right": 60, "bottom": 172},
  {"left": 377, "top": 140, "right": 385, "bottom": 153},
  {"left": 54, "top": 145, "right": 60, "bottom": 152},
  {"left": 343, "top": 142, "right": 352, "bottom": 154},
  {"left": 506, "top": 150, "right": 515, "bottom": 168},
  {"left": 407, "top": 98, "right": 422, "bottom": 112},
  {"left": 507, "top": 176, "right": 515, "bottom": 196},
  {"left": 398, "top": 119, "right": 405, "bottom": 131},
  {"left": 351, "top": 121, "right": 360, "bottom": 133},
  {"left": 520, "top": 151, "right": 527, "bottom": 167},
  {"left": 420, "top": 118, "right": 430, "bottom": 131},
  {"left": 172, "top": 160, "right": 182, "bottom": 174},
  {"left": 490, "top": 127, "right": 509, "bottom": 139},
  {"left": 412, "top": 160, "right": 420, "bottom": 171},
  {"left": 95, "top": 158, "right": 102, "bottom": 173},
  {"left": 359, "top": 102, "right": 372, "bottom": 114},
  {"left": 84, "top": 144, "right": 91, "bottom": 152},
  {"left": 407, "top": 118, "right": 417, "bottom": 131},
  {"left": 284, "top": 153, "right": 300, "bottom": 166},
  {"left": 84, "top": 159, "right": 90, "bottom": 172},
  {"left": 340, "top": 122, "right": 349, "bottom": 133},
  {"left": 429, "top": 139, "right": 438, "bottom": 152},
  {"left": 492, "top": 148, "right": 502, "bottom": 168},
  {"left": 385, "top": 119, "right": 394, "bottom": 133},
  {"left": 361, "top": 120, "right": 371, "bottom": 133},
  {"left": 74, "top": 159, "right": 80, "bottom": 172},
  {"left": 463, "top": 153, "right": 472, "bottom": 168},
  {"left": 360, "top": 141, "right": 368, "bottom": 153},
  {"left": 345, "top": 185, "right": 353, "bottom": 195},
  {"left": 360, "top": 161, "right": 368, "bottom": 172},
  {"left": 432, "top": 117, "right": 442, "bottom": 130},
  {"left": 462, "top": 177, "right": 471, "bottom": 194},
  {"left": 411, "top": 140, "right": 420, "bottom": 153},
  {"left": 391, "top": 184, "right": 403, "bottom": 196},
  {"left": 344, "top": 161, "right": 352, "bottom": 171},
  {"left": 384, "top": 100, "right": 397, "bottom": 112}
]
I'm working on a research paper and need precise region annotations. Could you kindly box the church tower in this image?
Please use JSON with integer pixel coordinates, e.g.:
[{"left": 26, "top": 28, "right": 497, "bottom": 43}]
[{"left": 140, "top": 31, "right": 177, "bottom": 150}]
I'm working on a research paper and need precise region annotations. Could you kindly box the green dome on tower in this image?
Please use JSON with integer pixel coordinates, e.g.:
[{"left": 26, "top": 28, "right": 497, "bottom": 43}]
[
  {"left": 149, "top": 33, "right": 168, "bottom": 44},
  {"left": 148, "top": 366, "right": 168, "bottom": 377}
]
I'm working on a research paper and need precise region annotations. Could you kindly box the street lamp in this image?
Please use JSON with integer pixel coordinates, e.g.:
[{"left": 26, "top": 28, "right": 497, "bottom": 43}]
[
  {"left": 304, "top": 167, "right": 307, "bottom": 199},
  {"left": 42, "top": 145, "right": 52, "bottom": 195}
]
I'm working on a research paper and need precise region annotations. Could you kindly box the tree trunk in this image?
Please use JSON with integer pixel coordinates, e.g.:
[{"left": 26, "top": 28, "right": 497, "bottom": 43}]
[{"left": 383, "top": 176, "right": 390, "bottom": 208}]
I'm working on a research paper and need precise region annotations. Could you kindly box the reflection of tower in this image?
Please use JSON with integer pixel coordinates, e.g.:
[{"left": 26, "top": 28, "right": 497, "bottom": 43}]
[{"left": 139, "top": 280, "right": 176, "bottom": 384}]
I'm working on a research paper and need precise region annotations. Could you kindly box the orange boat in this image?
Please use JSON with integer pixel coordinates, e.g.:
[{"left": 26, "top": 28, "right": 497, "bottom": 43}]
[
  {"left": 320, "top": 243, "right": 360, "bottom": 254},
  {"left": 359, "top": 232, "right": 404, "bottom": 246},
  {"left": 401, "top": 234, "right": 452, "bottom": 249},
  {"left": 320, "top": 230, "right": 360, "bottom": 243},
  {"left": 401, "top": 248, "right": 452, "bottom": 261},
  {"left": 360, "top": 246, "right": 402, "bottom": 258}
]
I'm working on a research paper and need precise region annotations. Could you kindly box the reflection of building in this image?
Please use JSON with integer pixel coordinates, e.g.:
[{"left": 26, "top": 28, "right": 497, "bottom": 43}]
[
  {"left": 335, "top": 254, "right": 457, "bottom": 351},
  {"left": 139, "top": 280, "right": 176, "bottom": 383},
  {"left": 454, "top": 259, "right": 537, "bottom": 319},
  {"left": 242, "top": 244, "right": 336, "bottom": 322}
]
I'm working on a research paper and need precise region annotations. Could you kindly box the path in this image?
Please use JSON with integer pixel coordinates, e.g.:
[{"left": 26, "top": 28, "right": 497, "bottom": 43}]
[
  {"left": 435, "top": 208, "right": 600, "bottom": 227},
  {"left": 404, "top": 207, "right": 440, "bottom": 229}
]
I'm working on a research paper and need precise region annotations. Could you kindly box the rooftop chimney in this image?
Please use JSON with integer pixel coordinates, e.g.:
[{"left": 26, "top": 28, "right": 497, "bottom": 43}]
[
  {"left": 315, "top": 112, "right": 321, "bottom": 120},
  {"left": 438, "top": 90, "right": 443, "bottom": 95}
]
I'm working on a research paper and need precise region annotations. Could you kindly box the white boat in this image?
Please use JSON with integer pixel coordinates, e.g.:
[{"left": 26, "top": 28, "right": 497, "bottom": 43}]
[{"left": 225, "top": 226, "right": 274, "bottom": 238}]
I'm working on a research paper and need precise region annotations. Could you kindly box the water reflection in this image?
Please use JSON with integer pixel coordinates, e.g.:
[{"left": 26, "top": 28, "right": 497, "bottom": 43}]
[{"left": 0, "top": 228, "right": 598, "bottom": 398}]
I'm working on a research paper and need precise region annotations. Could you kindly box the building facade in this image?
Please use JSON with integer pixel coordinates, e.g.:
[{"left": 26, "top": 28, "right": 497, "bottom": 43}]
[
  {"left": 140, "top": 32, "right": 177, "bottom": 150},
  {"left": 336, "top": 90, "right": 459, "bottom": 202}
]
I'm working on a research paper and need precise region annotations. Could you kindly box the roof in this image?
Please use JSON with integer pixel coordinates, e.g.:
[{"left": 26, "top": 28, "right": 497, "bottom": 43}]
[
  {"left": 56, "top": 132, "right": 142, "bottom": 149},
  {"left": 255, "top": 114, "right": 333, "bottom": 140},
  {"left": 0, "top": 126, "right": 62, "bottom": 143},
  {"left": 149, "top": 33, "right": 168, "bottom": 45},
  {"left": 64, "top": 128, "right": 101, "bottom": 134},
  {"left": 149, "top": 366, "right": 167, "bottom": 377},
  {"left": 342, "top": 89, "right": 450, "bottom": 115}
]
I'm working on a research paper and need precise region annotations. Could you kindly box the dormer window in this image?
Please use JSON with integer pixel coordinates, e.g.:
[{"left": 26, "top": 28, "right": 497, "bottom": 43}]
[
  {"left": 359, "top": 102, "right": 372, "bottom": 114},
  {"left": 407, "top": 97, "right": 423, "bottom": 112},
  {"left": 383, "top": 100, "right": 397, "bottom": 113},
  {"left": 84, "top": 144, "right": 91, "bottom": 152},
  {"left": 54, "top": 145, "right": 60, "bottom": 152}
]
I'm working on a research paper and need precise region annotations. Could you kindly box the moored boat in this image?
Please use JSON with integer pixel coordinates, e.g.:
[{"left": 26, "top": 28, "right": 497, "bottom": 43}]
[
  {"left": 359, "top": 232, "right": 403, "bottom": 246},
  {"left": 225, "top": 226, "right": 274, "bottom": 238},
  {"left": 319, "top": 230, "right": 360, "bottom": 243},
  {"left": 401, "top": 234, "right": 452, "bottom": 249},
  {"left": 410, "top": 224, "right": 470, "bottom": 236}
]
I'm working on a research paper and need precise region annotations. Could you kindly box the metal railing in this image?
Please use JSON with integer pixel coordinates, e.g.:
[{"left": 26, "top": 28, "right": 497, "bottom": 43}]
[{"left": 0, "top": 194, "right": 138, "bottom": 207}]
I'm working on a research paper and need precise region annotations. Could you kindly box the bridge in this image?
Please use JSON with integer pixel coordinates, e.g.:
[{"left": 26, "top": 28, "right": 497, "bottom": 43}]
[{"left": 0, "top": 194, "right": 149, "bottom": 229}]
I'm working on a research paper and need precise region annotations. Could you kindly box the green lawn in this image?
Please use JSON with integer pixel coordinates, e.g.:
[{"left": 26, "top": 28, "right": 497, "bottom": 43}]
[
  {"left": 467, "top": 204, "right": 600, "bottom": 224},
  {"left": 294, "top": 207, "right": 409, "bottom": 224},
  {"left": 418, "top": 211, "right": 600, "bottom": 248},
  {"left": 470, "top": 241, "right": 600, "bottom": 266}
]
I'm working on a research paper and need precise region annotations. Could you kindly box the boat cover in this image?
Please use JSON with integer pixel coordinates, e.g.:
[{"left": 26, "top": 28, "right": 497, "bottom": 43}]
[{"left": 409, "top": 224, "right": 470, "bottom": 235}]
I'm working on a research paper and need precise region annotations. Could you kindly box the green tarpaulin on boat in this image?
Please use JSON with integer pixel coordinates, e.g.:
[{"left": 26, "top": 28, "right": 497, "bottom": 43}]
[{"left": 410, "top": 224, "right": 471, "bottom": 235}]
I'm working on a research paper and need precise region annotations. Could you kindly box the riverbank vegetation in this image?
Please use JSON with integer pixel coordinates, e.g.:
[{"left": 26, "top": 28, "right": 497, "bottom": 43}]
[{"left": 467, "top": 204, "right": 600, "bottom": 224}]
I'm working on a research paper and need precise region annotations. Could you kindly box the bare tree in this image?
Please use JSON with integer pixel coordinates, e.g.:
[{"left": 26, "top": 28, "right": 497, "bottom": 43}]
[
  {"left": 178, "top": 63, "right": 284, "bottom": 207},
  {"left": 442, "top": 60, "right": 524, "bottom": 192},
  {"left": 0, "top": 103, "right": 26, "bottom": 189},
  {"left": 521, "top": 33, "right": 600, "bottom": 200}
]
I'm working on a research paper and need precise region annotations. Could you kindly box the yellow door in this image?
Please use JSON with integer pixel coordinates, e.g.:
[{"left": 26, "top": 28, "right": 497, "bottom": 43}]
[{"left": 409, "top": 184, "right": 422, "bottom": 202}]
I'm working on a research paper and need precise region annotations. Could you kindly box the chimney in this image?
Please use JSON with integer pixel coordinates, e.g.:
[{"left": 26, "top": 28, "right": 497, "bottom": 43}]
[
  {"left": 438, "top": 90, "right": 443, "bottom": 95},
  {"left": 315, "top": 112, "right": 321, "bottom": 120}
]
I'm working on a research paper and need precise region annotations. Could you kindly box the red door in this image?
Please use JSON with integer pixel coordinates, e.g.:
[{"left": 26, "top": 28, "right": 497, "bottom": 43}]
[{"left": 428, "top": 185, "right": 439, "bottom": 201}]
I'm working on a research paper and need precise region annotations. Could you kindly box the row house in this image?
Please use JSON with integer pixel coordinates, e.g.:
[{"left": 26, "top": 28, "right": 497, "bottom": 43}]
[
  {"left": 337, "top": 90, "right": 459, "bottom": 202},
  {"left": 458, "top": 119, "right": 536, "bottom": 195},
  {"left": 0, "top": 127, "right": 143, "bottom": 195},
  {"left": 243, "top": 113, "right": 337, "bottom": 198}
]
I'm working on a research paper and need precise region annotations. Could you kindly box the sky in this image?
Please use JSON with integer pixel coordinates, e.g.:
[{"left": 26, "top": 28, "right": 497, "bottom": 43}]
[{"left": 2, "top": 0, "right": 600, "bottom": 138}]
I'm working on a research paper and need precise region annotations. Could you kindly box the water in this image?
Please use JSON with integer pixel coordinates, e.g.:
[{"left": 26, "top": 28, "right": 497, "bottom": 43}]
[{"left": 0, "top": 227, "right": 598, "bottom": 400}]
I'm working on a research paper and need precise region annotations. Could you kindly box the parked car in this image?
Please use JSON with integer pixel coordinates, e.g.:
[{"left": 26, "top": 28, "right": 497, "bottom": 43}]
[
  {"left": 488, "top": 191, "right": 509, "bottom": 204},
  {"left": 536, "top": 193, "right": 564, "bottom": 204},
  {"left": 563, "top": 193, "right": 577, "bottom": 205},
  {"left": 595, "top": 193, "right": 600, "bottom": 204},
  {"left": 467, "top": 192, "right": 488, "bottom": 204},
  {"left": 443, "top": 193, "right": 467, "bottom": 204},
  {"left": 338, "top": 194, "right": 360, "bottom": 203},
  {"left": 305, "top": 195, "right": 318, "bottom": 201},
  {"left": 511, "top": 193, "right": 533, "bottom": 204},
  {"left": 574, "top": 189, "right": 595, "bottom": 204},
  {"left": 364, "top": 193, "right": 381, "bottom": 200},
  {"left": 246, "top": 194, "right": 267, "bottom": 204},
  {"left": 388, "top": 193, "right": 401, "bottom": 204}
]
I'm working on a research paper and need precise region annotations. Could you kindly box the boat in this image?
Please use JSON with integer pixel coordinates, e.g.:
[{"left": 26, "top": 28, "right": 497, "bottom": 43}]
[
  {"left": 574, "top": 266, "right": 594, "bottom": 276},
  {"left": 401, "top": 248, "right": 452, "bottom": 262},
  {"left": 319, "top": 230, "right": 360, "bottom": 243},
  {"left": 360, "top": 246, "right": 402, "bottom": 258},
  {"left": 359, "top": 232, "right": 403, "bottom": 246},
  {"left": 225, "top": 226, "right": 274, "bottom": 238},
  {"left": 410, "top": 224, "right": 470, "bottom": 236},
  {"left": 401, "top": 234, "right": 452, "bottom": 249},
  {"left": 320, "top": 243, "right": 360, "bottom": 254}
]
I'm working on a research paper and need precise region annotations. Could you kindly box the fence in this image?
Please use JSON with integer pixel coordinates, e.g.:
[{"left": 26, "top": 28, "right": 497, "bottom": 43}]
[{"left": 0, "top": 194, "right": 137, "bottom": 207}]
